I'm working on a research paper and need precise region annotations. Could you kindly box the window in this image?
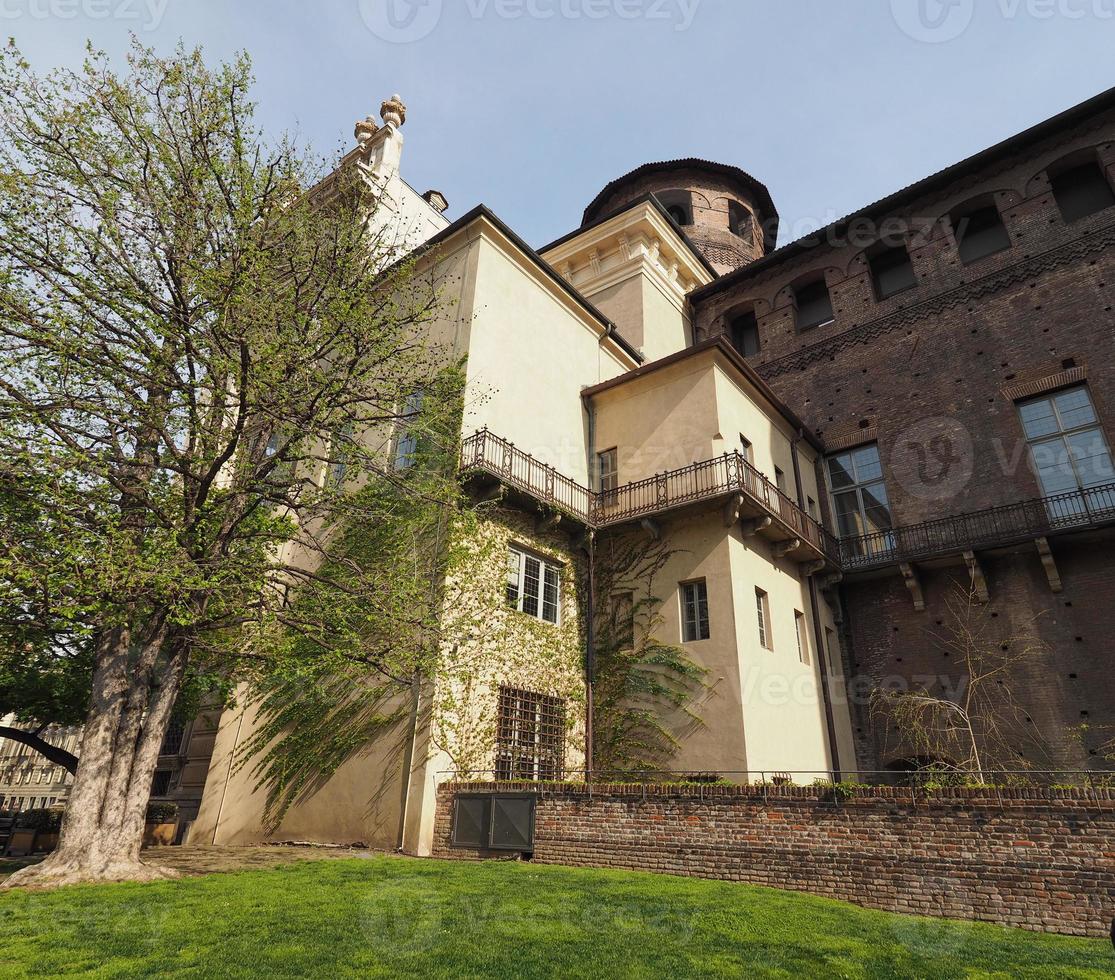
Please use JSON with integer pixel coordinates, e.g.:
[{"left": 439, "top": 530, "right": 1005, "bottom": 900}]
[
  {"left": 807, "top": 496, "right": 818, "bottom": 520},
  {"left": 739, "top": 435, "right": 754, "bottom": 465},
  {"left": 1018, "top": 386, "right": 1114, "bottom": 517},
  {"left": 729, "top": 311, "right": 760, "bottom": 357},
  {"left": 774, "top": 467, "right": 788, "bottom": 494},
  {"left": 953, "top": 204, "right": 1011, "bottom": 264},
  {"left": 869, "top": 245, "right": 917, "bottom": 299},
  {"left": 161, "top": 720, "right": 185, "bottom": 756},
  {"left": 795, "top": 611, "right": 810, "bottom": 665},
  {"left": 795, "top": 280, "right": 834, "bottom": 332},
  {"left": 393, "top": 389, "right": 424, "bottom": 471},
  {"left": 657, "top": 189, "right": 693, "bottom": 227},
  {"left": 609, "top": 591, "right": 635, "bottom": 648},
  {"left": 598, "top": 448, "right": 618, "bottom": 495},
  {"left": 681, "top": 580, "right": 710, "bottom": 642},
  {"left": 327, "top": 424, "right": 355, "bottom": 486},
  {"left": 729, "top": 202, "right": 755, "bottom": 242},
  {"left": 506, "top": 547, "right": 561, "bottom": 624},
  {"left": 826, "top": 444, "right": 894, "bottom": 545},
  {"left": 1050, "top": 161, "right": 1115, "bottom": 223},
  {"left": 494, "top": 686, "right": 566, "bottom": 781},
  {"left": 151, "top": 770, "right": 172, "bottom": 797},
  {"left": 755, "top": 588, "right": 772, "bottom": 650}
]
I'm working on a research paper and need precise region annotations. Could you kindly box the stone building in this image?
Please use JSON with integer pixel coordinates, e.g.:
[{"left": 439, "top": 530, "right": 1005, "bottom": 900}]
[{"left": 7, "top": 84, "right": 1114, "bottom": 855}]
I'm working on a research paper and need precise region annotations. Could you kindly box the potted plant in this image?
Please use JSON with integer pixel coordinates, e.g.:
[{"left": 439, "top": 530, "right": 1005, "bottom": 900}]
[
  {"left": 6, "top": 808, "right": 63, "bottom": 856},
  {"left": 143, "top": 800, "right": 179, "bottom": 847}
]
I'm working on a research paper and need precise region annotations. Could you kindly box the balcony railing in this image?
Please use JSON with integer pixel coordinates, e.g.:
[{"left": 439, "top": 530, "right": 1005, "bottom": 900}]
[
  {"left": 839, "top": 482, "right": 1115, "bottom": 571},
  {"left": 459, "top": 429, "right": 840, "bottom": 564}
]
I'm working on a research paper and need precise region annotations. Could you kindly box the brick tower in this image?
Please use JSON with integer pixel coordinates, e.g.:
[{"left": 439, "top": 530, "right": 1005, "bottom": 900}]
[{"left": 581, "top": 159, "right": 779, "bottom": 274}]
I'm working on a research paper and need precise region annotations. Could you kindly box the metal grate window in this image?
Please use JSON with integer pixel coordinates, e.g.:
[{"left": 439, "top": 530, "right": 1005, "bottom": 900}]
[
  {"left": 160, "top": 720, "right": 186, "bottom": 756},
  {"left": 494, "top": 686, "right": 566, "bottom": 781}
]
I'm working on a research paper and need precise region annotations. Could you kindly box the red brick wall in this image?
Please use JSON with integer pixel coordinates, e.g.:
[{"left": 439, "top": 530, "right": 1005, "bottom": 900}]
[
  {"left": 434, "top": 782, "right": 1115, "bottom": 937},
  {"left": 689, "top": 110, "right": 1115, "bottom": 774}
]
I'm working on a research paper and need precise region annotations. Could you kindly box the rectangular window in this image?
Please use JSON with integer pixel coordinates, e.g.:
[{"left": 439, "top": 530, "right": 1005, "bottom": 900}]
[
  {"left": 826, "top": 443, "right": 894, "bottom": 552},
  {"left": 730, "top": 312, "right": 761, "bottom": 357},
  {"left": 795, "top": 280, "right": 834, "bottom": 332},
  {"left": 393, "top": 389, "right": 425, "bottom": 471},
  {"left": 774, "top": 467, "right": 788, "bottom": 494},
  {"left": 1018, "top": 386, "right": 1114, "bottom": 518},
  {"left": 506, "top": 547, "right": 561, "bottom": 624},
  {"left": 327, "top": 423, "right": 355, "bottom": 487},
  {"left": 610, "top": 591, "right": 635, "bottom": 648},
  {"left": 598, "top": 448, "right": 618, "bottom": 495},
  {"left": 795, "top": 610, "right": 810, "bottom": 665},
  {"left": 160, "top": 720, "right": 185, "bottom": 756},
  {"left": 494, "top": 686, "right": 566, "bottom": 781},
  {"left": 869, "top": 245, "right": 917, "bottom": 299},
  {"left": 755, "top": 588, "right": 772, "bottom": 650},
  {"left": 953, "top": 205, "right": 1011, "bottom": 264},
  {"left": 807, "top": 496, "right": 818, "bottom": 520},
  {"left": 1051, "top": 161, "right": 1115, "bottom": 223},
  {"left": 739, "top": 435, "right": 754, "bottom": 465},
  {"left": 681, "top": 580, "right": 710, "bottom": 642},
  {"left": 151, "top": 770, "right": 172, "bottom": 797}
]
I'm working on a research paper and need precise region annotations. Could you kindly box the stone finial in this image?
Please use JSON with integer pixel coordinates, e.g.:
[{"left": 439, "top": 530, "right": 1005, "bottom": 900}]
[
  {"left": 354, "top": 115, "right": 380, "bottom": 145},
  {"left": 380, "top": 94, "right": 407, "bottom": 128}
]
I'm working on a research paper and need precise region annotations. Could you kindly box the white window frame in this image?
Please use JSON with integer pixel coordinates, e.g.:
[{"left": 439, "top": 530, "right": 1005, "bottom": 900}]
[
  {"left": 755, "top": 588, "right": 773, "bottom": 651},
  {"left": 598, "top": 447, "right": 619, "bottom": 495},
  {"left": 795, "top": 610, "right": 810, "bottom": 665},
  {"left": 680, "top": 579, "right": 710, "bottom": 642},
  {"left": 506, "top": 547, "right": 561, "bottom": 625}
]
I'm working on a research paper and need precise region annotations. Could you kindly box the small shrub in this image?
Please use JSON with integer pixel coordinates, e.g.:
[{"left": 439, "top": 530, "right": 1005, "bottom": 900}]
[
  {"left": 146, "top": 801, "right": 179, "bottom": 824},
  {"left": 16, "top": 808, "right": 64, "bottom": 833}
]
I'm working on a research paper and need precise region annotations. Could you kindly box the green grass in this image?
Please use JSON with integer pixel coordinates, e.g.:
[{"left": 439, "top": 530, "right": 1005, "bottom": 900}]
[{"left": 0, "top": 857, "right": 1110, "bottom": 978}]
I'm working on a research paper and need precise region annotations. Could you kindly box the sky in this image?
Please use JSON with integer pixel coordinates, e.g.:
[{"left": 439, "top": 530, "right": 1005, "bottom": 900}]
[{"left": 6, "top": 0, "right": 1115, "bottom": 249}]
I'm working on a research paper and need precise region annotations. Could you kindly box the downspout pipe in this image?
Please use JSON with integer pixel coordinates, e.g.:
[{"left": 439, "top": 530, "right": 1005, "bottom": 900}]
[
  {"left": 583, "top": 396, "right": 597, "bottom": 777},
  {"left": 790, "top": 430, "right": 842, "bottom": 779}
]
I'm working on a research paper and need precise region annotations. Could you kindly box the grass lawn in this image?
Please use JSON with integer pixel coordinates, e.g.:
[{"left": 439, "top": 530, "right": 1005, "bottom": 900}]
[{"left": 0, "top": 856, "right": 1111, "bottom": 978}]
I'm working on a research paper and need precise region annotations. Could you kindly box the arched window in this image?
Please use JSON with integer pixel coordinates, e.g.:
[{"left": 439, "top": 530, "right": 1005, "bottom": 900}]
[
  {"left": 1048, "top": 156, "right": 1115, "bottom": 223},
  {"left": 728, "top": 201, "right": 754, "bottom": 243},
  {"left": 729, "top": 309, "right": 760, "bottom": 357},
  {"left": 655, "top": 190, "right": 693, "bottom": 226}
]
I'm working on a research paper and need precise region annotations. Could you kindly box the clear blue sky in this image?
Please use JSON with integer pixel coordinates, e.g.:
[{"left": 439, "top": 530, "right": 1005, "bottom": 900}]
[{"left": 9, "top": 0, "right": 1115, "bottom": 249}]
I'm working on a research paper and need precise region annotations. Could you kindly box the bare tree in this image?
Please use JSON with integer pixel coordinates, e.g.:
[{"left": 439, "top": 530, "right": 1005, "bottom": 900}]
[{"left": 872, "top": 587, "right": 1051, "bottom": 781}]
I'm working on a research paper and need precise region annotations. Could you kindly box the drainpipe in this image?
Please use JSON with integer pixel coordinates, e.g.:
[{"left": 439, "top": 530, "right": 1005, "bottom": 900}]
[
  {"left": 583, "top": 398, "right": 597, "bottom": 777},
  {"left": 790, "top": 431, "right": 842, "bottom": 779}
]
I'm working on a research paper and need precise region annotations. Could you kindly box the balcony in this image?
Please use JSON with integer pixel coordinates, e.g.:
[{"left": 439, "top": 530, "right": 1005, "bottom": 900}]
[
  {"left": 839, "top": 482, "right": 1115, "bottom": 572},
  {"left": 459, "top": 429, "right": 840, "bottom": 566}
]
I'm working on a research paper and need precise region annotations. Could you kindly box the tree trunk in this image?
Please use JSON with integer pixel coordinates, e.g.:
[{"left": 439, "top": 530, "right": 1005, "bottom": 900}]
[{"left": 2, "top": 622, "right": 187, "bottom": 889}]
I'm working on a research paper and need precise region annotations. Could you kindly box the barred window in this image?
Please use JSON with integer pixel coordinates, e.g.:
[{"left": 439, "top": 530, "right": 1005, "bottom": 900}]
[
  {"left": 494, "top": 686, "right": 566, "bottom": 781},
  {"left": 506, "top": 547, "right": 561, "bottom": 624},
  {"left": 161, "top": 719, "right": 186, "bottom": 756}
]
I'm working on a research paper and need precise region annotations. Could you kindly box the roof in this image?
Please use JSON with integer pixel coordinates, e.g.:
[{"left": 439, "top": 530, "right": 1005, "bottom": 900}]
[
  {"left": 416, "top": 204, "right": 644, "bottom": 364},
  {"left": 580, "top": 336, "right": 823, "bottom": 452},
  {"left": 692, "top": 83, "right": 1115, "bottom": 301},
  {"left": 581, "top": 158, "right": 780, "bottom": 251},
  {"left": 538, "top": 191, "right": 720, "bottom": 280}
]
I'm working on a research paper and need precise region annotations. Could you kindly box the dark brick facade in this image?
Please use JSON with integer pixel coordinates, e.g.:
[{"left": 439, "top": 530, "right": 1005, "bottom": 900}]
[
  {"left": 435, "top": 782, "right": 1114, "bottom": 937},
  {"left": 689, "top": 93, "right": 1115, "bottom": 773}
]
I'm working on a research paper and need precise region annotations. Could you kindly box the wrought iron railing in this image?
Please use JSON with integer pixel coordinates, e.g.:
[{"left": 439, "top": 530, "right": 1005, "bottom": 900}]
[
  {"left": 459, "top": 429, "right": 839, "bottom": 563},
  {"left": 840, "top": 482, "right": 1115, "bottom": 571}
]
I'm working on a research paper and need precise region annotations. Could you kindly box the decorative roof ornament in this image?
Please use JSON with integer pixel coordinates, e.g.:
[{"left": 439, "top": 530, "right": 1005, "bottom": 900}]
[
  {"left": 380, "top": 94, "right": 407, "bottom": 129},
  {"left": 354, "top": 115, "right": 380, "bottom": 145}
]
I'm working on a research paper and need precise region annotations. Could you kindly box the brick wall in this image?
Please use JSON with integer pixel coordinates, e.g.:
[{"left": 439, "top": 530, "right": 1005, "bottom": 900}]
[{"left": 434, "top": 782, "right": 1115, "bottom": 937}]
